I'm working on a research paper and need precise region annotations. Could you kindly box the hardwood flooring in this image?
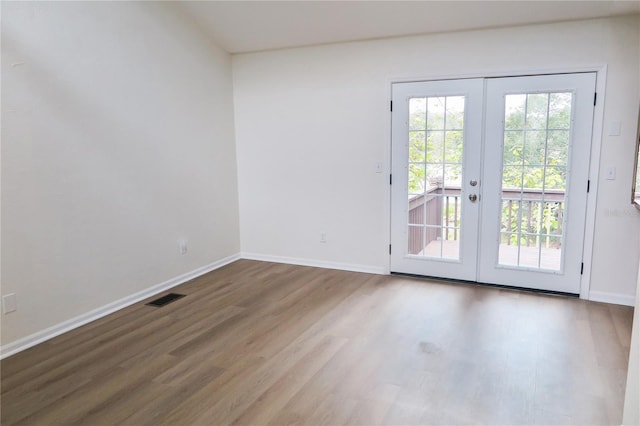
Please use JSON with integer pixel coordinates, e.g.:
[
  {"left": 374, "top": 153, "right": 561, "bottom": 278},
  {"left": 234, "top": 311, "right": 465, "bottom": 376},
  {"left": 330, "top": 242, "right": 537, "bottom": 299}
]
[{"left": 1, "top": 260, "right": 634, "bottom": 425}]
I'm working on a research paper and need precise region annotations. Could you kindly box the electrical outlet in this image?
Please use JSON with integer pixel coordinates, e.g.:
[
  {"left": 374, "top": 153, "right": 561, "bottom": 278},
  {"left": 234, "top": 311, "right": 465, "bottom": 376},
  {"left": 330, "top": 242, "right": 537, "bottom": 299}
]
[
  {"left": 2, "top": 293, "right": 17, "bottom": 314},
  {"left": 179, "top": 240, "right": 188, "bottom": 255},
  {"left": 320, "top": 232, "right": 327, "bottom": 243}
]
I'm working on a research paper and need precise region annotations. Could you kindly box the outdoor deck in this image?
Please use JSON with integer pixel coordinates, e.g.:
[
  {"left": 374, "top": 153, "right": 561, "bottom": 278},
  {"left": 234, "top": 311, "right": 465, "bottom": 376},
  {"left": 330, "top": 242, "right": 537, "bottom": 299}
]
[
  {"left": 420, "top": 240, "right": 562, "bottom": 270},
  {"left": 409, "top": 185, "right": 564, "bottom": 271}
]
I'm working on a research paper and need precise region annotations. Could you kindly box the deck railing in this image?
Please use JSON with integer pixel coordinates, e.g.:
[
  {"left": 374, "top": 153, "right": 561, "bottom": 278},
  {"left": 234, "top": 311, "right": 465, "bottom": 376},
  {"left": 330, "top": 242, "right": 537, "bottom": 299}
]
[{"left": 408, "top": 186, "right": 565, "bottom": 255}]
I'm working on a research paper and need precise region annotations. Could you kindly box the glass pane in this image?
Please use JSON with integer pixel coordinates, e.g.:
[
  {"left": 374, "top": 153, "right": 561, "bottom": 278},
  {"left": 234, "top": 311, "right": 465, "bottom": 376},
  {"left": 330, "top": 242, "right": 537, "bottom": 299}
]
[
  {"left": 409, "top": 98, "right": 426, "bottom": 130},
  {"left": 426, "top": 131, "right": 444, "bottom": 163},
  {"left": 504, "top": 131, "right": 524, "bottom": 166},
  {"left": 505, "top": 95, "right": 526, "bottom": 130},
  {"left": 546, "top": 131, "right": 569, "bottom": 166},
  {"left": 525, "top": 201, "right": 543, "bottom": 235},
  {"left": 442, "top": 239, "right": 460, "bottom": 260},
  {"left": 498, "top": 239, "right": 519, "bottom": 266},
  {"left": 409, "top": 163, "right": 426, "bottom": 194},
  {"left": 425, "top": 194, "right": 442, "bottom": 226},
  {"left": 408, "top": 225, "right": 425, "bottom": 255},
  {"left": 544, "top": 167, "right": 566, "bottom": 191},
  {"left": 549, "top": 93, "right": 572, "bottom": 129},
  {"left": 426, "top": 164, "right": 444, "bottom": 191},
  {"left": 446, "top": 96, "right": 465, "bottom": 129},
  {"left": 541, "top": 201, "right": 564, "bottom": 236},
  {"left": 442, "top": 195, "right": 460, "bottom": 229},
  {"left": 444, "top": 164, "right": 462, "bottom": 188},
  {"left": 422, "top": 227, "right": 443, "bottom": 258},
  {"left": 540, "top": 236, "right": 562, "bottom": 270},
  {"left": 502, "top": 165, "right": 523, "bottom": 189},
  {"left": 409, "top": 131, "right": 426, "bottom": 163},
  {"left": 522, "top": 167, "right": 544, "bottom": 190},
  {"left": 501, "top": 200, "right": 519, "bottom": 233},
  {"left": 408, "top": 94, "right": 465, "bottom": 261},
  {"left": 408, "top": 195, "right": 425, "bottom": 225},
  {"left": 524, "top": 131, "right": 547, "bottom": 166},
  {"left": 518, "top": 236, "right": 541, "bottom": 268},
  {"left": 427, "top": 97, "right": 445, "bottom": 130},
  {"left": 445, "top": 130, "right": 463, "bottom": 163},
  {"left": 525, "top": 93, "right": 549, "bottom": 130},
  {"left": 499, "top": 91, "right": 570, "bottom": 272}
]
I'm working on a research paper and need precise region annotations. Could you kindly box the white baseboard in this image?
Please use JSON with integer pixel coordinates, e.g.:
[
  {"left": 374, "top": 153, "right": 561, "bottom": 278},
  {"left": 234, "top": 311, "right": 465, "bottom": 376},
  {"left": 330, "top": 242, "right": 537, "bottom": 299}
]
[
  {"left": 589, "top": 291, "right": 636, "bottom": 307},
  {"left": 241, "top": 252, "right": 387, "bottom": 275},
  {"left": 0, "top": 253, "right": 241, "bottom": 360},
  {"left": 6, "top": 252, "right": 629, "bottom": 358}
]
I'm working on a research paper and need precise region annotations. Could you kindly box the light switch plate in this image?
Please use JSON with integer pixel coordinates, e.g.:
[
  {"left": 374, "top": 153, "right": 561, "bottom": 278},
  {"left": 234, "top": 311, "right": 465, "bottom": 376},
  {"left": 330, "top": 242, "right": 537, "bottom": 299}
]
[
  {"left": 606, "top": 166, "right": 616, "bottom": 180},
  {"left": 608, "top": 121, "right": 621, "bottom": 136}
]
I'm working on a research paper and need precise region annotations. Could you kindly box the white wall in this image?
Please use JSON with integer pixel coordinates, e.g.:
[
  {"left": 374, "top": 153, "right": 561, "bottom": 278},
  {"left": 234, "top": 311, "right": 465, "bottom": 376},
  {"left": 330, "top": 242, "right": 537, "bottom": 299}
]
[
  {"left": 622, "top": 46, "right": 640, "bottom": 425},
  {"left": 622, "top": 260, "right": 639, "bottom": 424},
  {"left": 1, "top": 2, "right": 240, "bottom": 346},
  {"left": 233, "top": 15, "right": 640, "bottom": 302}
]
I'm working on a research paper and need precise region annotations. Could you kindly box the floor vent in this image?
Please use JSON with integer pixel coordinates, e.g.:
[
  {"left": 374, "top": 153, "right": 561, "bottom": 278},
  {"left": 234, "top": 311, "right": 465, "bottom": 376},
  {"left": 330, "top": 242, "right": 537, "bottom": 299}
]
[{"left": 146, "top": 293, "right": 186, "bottom": 307}]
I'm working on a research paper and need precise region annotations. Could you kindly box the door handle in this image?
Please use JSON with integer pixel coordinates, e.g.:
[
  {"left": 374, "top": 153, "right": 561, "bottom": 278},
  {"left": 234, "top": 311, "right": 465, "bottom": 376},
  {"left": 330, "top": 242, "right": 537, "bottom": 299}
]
[
  {"left": 470, "top": 179, "right": 478, "bottom": 187},
  {"left": 469, "top": 194, "right": 478, "bottom": 202}
]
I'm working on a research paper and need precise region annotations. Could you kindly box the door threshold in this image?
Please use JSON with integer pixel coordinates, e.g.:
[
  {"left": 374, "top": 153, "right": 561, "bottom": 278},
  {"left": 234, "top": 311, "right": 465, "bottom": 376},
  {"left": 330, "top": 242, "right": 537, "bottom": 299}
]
[{"left": 389, "top": 272, "right": 579, "bottom": 298}]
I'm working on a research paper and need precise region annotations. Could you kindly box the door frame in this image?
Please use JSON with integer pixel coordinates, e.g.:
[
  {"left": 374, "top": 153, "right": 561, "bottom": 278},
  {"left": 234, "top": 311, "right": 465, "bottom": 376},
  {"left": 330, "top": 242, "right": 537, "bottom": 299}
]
[{"left": 384, "top": 65, "right": 607, "bottom": 300}]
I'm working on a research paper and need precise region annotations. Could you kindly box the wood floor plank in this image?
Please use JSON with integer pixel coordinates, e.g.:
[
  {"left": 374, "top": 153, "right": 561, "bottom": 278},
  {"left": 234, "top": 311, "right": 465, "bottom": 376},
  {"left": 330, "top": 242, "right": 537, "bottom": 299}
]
[
  {"left": 266, "top": 335, "right": 381, "bottom": 425},
  {"left": 1, "top": 306, "right": 163, "bottom": 391},
  {"left": 0, "top": 371, "right": 91, "bottom": 425},
  {"left": 187, "top": 328, "right": 345, "bottom": 424},
  {"left": 154, "top": 353, "right": 267, "bottom": 426},
  {"left": 14, "top": 355, "right": 177, "bottom": 425},
  {"left": 1, "top": 259, "right": 634, "bottom": 426},
  {"left": 119, "top": 304, "right": 247, "bottom": 370},
  {"left": 230, "top": 334, "right": 348, "bottom": 426}
]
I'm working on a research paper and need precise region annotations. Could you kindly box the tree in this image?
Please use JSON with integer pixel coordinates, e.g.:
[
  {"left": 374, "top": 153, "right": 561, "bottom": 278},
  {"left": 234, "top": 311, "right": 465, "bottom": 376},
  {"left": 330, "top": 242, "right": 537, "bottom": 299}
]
[{"left": 406, "top": 92, "right": 572, "bottom": 247}]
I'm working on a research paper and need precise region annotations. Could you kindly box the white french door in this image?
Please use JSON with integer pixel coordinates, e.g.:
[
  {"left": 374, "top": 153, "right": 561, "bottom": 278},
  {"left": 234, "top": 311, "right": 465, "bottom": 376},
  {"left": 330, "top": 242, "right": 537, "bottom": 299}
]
[
  {"left": 390, "top": 73, "right": 596, "bottom": 294},
  {"left": 390, "top": 79, "right": 483, "bottom": 281}
]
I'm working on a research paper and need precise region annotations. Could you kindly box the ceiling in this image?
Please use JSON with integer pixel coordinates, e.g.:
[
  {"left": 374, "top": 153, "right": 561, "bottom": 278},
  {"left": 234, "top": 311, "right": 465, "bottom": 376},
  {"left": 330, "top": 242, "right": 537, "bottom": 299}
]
[{"left": 178, "top": 1, "right": 640, "bottom": 54}]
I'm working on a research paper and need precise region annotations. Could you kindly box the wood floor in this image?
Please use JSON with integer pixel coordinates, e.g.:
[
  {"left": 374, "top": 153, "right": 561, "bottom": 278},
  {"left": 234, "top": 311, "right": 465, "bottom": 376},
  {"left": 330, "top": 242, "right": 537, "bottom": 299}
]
[{"left": 1, "top": 260, "right": 634, "bottom": 425}]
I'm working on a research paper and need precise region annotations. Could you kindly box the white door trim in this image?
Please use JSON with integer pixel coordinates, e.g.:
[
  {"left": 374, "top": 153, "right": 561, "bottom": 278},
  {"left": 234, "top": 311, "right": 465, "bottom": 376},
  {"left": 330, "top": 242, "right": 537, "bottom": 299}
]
[{"left": 385, "top": 65, "right": 607, "bottom": 300}]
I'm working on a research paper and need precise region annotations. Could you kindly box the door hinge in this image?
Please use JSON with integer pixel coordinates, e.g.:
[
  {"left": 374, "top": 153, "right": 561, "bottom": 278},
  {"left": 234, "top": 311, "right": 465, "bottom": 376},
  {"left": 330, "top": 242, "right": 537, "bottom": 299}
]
[
  {"left": 389, "top": 244, "right": 392, "bottom": 255},
  {"left": 593, "top": 92, "right": 597, "bottom": 106},
  {"left": 587, "top": 180, "right": 590, "bottom": 193},
  {"left": 390, "top": 174, "right": 392, "bottom": 185},
  {"left": 581, "top": 262, "right": 584, "bottom": 275},
  {"left": 390, "top": 100, "right": 393, "bottom": 112}
]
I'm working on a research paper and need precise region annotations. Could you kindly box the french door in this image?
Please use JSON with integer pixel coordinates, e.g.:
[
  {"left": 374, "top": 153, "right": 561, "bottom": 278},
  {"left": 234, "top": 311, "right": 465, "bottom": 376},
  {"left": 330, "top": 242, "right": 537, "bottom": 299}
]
[{"left": 390, "top": 73, "right": 596, "bottom": 294}]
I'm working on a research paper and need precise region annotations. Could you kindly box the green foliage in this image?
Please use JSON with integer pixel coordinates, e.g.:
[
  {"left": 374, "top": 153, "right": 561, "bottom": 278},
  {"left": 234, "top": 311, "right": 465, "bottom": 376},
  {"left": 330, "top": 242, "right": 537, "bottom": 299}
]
[
  {"left": 500, "top": 93, "right": 571, "bottom": 246},
  {"left": 408, "top": 96, "right": 464, "bottom": 193},
  {"left": 500, "top": 201, "right": 563, "bottom": 247},
  {"left": 406, "top": 92, "right": 572, "bottom": 245},
  {"left": 408, "top": 92, "right": 572, "bottom": 194}
]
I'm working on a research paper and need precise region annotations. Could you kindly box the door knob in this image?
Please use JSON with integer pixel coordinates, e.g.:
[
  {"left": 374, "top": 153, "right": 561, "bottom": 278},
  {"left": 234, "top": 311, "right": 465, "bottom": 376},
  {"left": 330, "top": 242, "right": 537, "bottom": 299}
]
[
  {"left": 469, "top": 194, "right": 478, "bottom": 202},
  {"left": 470, "top": 179, "right": 478, "bottom": 186}
]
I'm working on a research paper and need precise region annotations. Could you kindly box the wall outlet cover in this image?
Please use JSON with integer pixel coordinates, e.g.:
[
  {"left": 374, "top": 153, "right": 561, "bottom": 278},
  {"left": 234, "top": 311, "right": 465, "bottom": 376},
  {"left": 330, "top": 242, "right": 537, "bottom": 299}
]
[{"left": 2, "top": 294, "right": 17, "bottom": 314}]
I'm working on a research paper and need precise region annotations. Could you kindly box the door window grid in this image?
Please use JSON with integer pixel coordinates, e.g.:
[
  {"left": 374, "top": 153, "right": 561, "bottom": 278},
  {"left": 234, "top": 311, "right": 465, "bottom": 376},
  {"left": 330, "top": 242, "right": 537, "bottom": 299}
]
[
  {"left": 408, "top": 96, "right": 464, "bottom": 259},
  {"left": 499, "top": 92, "right": 571, "bottom": 271}
]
